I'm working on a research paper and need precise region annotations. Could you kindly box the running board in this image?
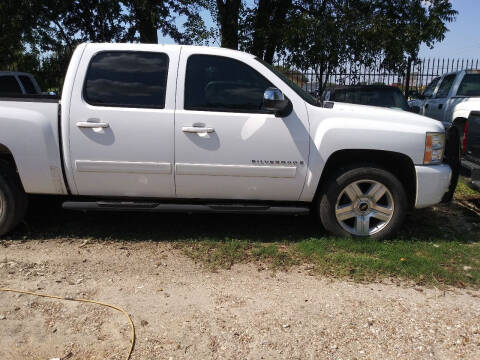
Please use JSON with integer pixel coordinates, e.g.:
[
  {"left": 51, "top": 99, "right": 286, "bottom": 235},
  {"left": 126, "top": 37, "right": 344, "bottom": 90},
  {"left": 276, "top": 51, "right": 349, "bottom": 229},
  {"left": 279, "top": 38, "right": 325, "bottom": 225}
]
[{"left": 62, "top": 201, "right": 310, "bottom": 215}]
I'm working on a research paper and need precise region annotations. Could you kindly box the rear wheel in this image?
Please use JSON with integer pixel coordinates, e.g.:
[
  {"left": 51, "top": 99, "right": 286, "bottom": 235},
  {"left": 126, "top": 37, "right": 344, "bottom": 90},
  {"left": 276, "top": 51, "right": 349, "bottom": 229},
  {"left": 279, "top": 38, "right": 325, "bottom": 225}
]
[
  {"left": 319, "top": 165, "right": 407, "bottom": 240},
  {"left": 0, "top": 160, "right": 28, "bottom": 237}
]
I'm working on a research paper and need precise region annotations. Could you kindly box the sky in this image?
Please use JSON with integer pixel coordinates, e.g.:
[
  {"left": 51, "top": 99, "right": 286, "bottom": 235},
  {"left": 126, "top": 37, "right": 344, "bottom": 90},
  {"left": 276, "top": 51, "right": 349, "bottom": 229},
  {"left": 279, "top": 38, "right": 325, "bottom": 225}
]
[
  {"left": 159, "top": 0, "right": 480, "bottom": 60},
  {"left": 419, "top": 0, "right": 480, "bottom": 59}
]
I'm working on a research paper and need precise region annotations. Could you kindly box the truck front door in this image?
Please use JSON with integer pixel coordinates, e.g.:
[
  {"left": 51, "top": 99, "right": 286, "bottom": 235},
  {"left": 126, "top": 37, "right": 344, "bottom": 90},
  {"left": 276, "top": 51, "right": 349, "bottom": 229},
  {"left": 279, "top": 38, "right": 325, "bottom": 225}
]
[
  {"left": 68, "top": 46, "right": 178, "bottom": 197},
  {"left": 424, "top": 74, "right": 456, "bottom": 121},
  {"left": 173, "top": 51, "right": 310, "bottom": 201}
]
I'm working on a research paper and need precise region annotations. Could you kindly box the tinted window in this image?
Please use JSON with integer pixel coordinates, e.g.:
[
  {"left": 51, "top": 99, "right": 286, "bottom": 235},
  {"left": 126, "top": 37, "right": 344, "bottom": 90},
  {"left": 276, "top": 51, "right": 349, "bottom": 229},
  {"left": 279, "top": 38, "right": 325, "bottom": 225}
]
[
  {"left": 423, "top": 77, "right": 440, "bottom": 98},
  {"left": 84, "top": 51, "right": 169, "bottom": 108},
  {"left": 457, "top": 74, "right": 480, "bottom": 97},
  {"left": 436, "top": 74, "right": 456, "bottom": 98},
  {"left": 19, "top": 75, "right": 38, "bottom": 94},
  {"left": 0, "top": 75, "right": 22, "bottom": 94},
  {"left": 331, "top": 87, "right": 409, "bottom": 110},
  {"left": 185, "top": 55, "right": 273, "bottom": 112}
]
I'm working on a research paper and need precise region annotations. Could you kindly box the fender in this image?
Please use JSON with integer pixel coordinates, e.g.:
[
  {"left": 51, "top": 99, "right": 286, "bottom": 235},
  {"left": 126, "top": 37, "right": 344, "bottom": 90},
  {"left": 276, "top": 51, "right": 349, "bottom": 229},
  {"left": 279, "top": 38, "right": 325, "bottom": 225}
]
[
  {"left": 452, "top": 108, "right": 471, "bottom": 124},
  {"left": 299, "top": 104, "right": 444, "bottom": 202},
  {"left": 0, "top": 101, "right": 67, "bottom": 194}
]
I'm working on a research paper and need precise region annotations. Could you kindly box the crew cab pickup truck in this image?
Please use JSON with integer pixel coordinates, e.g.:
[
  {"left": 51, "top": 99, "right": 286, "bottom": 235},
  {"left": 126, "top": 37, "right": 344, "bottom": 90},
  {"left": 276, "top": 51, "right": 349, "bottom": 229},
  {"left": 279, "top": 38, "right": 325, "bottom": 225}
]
[
  {"left": 413, "top": 70, "right": 480, "bottom": 138},
  {"left": 0, "top": 43, "right": 452, "bottom": 239}
]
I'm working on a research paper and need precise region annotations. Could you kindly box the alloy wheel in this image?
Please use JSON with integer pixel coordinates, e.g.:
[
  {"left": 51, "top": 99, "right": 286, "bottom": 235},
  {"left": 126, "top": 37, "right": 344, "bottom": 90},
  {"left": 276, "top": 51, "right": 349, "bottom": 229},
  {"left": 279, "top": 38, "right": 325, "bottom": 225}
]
[{"left": 335, "top": 179, "right": 394, "bottom": 236}]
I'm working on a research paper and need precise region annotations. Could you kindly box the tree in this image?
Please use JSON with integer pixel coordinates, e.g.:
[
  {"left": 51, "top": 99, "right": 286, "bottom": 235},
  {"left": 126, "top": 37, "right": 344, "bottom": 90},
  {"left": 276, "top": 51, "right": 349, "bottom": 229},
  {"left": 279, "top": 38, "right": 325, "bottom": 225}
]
[
  {"left": 123, "top": 0, "right": 211, "bottom": 44},
  {"left": 0, "top": 0, "right": 40, "bottom": 69},
  {"left": 242, "top": 0, "right": 292, "bottom": 63},
  {"left": 210, "top": 0, "right": 242, "bottom": 49},
  {"left": 284, "top": 0, "right": 457, "bottom": 92},
  {"left": 285, "top": 0, "right": 370, "bottom": 91},
  {"left": 372, "top": 0, "right": 457, "bottom": 69}
]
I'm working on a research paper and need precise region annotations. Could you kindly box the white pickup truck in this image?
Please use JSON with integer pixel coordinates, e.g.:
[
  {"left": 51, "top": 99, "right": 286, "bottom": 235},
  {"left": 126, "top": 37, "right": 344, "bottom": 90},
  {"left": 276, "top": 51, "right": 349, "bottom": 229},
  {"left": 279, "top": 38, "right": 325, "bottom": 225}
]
[
  {"left": 413, "top": 70, "right": 480, "bottom": 141},
  {"left": 0, "top": 43, "right": 452, "bottom": 239}
]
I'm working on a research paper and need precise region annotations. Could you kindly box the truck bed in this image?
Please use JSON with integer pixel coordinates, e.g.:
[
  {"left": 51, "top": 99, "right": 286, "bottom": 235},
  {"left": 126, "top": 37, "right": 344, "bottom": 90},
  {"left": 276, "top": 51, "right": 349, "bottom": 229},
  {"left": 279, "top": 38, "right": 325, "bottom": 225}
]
[{"left": 0, "top": 97, "right": 67, "bottom": 194}]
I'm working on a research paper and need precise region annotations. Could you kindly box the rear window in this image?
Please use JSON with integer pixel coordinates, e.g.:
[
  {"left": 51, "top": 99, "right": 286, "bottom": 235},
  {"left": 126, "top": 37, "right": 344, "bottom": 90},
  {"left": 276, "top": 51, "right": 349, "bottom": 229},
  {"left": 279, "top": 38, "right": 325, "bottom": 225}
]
[
  {"left": 84, "top": 51, "right": 169, "bottom": 108},
  {"left": 0, "top": 75, "right": 22, "bottom": 94},
  {"left": 19, "top": 75, "right": 38, "bottom": 94},
  {"left": 457, "top": 74, "right": 480, "bottom": 97},
  {"left": 331, "top": 87, "right": 409, "bottom": 110}
]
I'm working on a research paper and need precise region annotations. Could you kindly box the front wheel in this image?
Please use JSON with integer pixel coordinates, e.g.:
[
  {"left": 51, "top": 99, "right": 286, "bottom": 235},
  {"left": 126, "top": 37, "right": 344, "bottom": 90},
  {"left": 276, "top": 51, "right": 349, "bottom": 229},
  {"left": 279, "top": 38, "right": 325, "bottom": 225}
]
[{"left": 319, "top": 166, "right": 407, "bottom": 240}]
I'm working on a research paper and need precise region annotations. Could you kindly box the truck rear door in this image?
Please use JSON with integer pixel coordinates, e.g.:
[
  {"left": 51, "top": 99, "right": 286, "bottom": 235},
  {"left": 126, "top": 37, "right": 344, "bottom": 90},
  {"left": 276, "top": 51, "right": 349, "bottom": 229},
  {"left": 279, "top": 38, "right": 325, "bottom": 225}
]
[{"left": 67, "top": 45, "right": 178, "bottom": 197}]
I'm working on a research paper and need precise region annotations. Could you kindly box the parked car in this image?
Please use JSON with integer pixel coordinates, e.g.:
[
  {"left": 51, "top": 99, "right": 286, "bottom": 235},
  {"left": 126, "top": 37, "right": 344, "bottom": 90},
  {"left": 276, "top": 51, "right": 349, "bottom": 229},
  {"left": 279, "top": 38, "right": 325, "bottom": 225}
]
[
  {"left": 321, "top": 85, "right": 411, "bottom": 111},
  {"left": 0, "top": 43, "right": 453, "bottom": 239},
  {"left": 0, "top": 71, "right": 41, "bottom": 95}
]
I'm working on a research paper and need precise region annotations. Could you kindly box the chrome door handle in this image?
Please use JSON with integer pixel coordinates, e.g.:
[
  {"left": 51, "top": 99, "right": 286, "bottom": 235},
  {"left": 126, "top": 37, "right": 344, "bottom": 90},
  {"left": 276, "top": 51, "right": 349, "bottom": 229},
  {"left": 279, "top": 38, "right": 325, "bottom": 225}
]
[
  {"left": 182, "top": 126, "right": 215, "bottom": 133},
  {"left": 76, "top": 121, "right": 110, "bottom": 128}
]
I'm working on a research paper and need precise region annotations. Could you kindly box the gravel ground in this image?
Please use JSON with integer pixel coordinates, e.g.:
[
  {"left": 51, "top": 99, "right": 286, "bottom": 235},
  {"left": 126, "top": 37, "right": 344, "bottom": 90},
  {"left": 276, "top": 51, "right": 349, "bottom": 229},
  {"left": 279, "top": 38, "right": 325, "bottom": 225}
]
[{"left": 1, "top": 239, "right": 480, "bottom": 360}]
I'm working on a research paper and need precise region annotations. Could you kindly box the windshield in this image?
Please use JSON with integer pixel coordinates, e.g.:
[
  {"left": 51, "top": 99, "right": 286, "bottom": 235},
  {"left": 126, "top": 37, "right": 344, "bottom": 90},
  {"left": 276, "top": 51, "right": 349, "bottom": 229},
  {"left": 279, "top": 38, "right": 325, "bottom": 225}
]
[
  {"left": 331, "top": 87, "right": 410, "bottom": 111},
  {"left": 457, "top": 74, "right": 480, "bottom": 97},
  {"left": 255, "top": 57, "right": 319, "bottom": 106}
]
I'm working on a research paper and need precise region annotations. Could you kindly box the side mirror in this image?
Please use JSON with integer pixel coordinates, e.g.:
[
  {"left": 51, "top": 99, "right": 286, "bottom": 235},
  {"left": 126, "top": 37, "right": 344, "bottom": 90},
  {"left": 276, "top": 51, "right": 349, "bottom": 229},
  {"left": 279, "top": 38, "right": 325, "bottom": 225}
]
[{"left": 263, "top": 87, "right": 292, "bottom": 117}]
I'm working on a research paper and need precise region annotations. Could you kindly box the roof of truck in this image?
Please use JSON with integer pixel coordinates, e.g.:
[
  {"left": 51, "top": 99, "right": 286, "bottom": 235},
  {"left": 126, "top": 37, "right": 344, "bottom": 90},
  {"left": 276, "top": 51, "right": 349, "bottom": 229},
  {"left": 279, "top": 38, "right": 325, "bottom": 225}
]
[{"left": 84, "top": 42, "right": 255, "bottom": 59}]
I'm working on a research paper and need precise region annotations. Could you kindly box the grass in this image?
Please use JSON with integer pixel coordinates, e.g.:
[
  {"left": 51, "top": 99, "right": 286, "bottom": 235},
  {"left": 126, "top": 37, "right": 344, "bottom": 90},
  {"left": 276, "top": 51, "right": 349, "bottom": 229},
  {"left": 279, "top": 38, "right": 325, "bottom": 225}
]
[
  {"left": 178, "top": 177, "right": 480, "bottom": 287},
  {"left": 3, "top": 177, "right": 480, "bottom": 288}
]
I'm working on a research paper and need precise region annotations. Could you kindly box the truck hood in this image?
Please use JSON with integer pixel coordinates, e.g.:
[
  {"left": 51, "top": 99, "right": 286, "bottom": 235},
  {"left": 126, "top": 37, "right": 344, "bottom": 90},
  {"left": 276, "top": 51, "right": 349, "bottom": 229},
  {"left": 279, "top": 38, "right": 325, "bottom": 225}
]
[
  {"left": 453, "top": 96, "right": 480, "bottom": 111},
  {"left": 321, "top": 101, "right": 445, "bottom": 132}
]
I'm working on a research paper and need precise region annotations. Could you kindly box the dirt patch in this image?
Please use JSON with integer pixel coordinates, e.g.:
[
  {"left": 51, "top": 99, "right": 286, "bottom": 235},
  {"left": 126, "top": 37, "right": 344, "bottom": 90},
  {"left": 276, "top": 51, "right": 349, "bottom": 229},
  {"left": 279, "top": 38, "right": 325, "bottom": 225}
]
[{"left": 1, "top": 239, "right": 480, "bottom": 360}]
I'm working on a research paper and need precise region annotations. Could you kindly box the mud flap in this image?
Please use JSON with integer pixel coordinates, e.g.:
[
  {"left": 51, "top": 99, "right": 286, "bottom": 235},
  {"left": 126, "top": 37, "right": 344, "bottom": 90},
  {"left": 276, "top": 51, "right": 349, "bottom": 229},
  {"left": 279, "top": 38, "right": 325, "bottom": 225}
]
[{"left": 441, "top": 127, "right": 460, "bottom": 203}]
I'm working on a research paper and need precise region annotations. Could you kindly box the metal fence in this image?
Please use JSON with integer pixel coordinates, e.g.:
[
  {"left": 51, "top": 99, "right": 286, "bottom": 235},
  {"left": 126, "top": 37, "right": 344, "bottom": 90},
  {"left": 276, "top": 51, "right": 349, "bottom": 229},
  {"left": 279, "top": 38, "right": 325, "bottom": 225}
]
[{"left": 275, "top": 58, "right": 480, "bottom": 95}]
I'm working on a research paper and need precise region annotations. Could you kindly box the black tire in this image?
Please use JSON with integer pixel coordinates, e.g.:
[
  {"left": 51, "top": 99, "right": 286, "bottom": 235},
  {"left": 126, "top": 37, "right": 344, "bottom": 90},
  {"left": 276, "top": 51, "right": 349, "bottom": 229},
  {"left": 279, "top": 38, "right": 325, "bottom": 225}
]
[
  {"left": 0, "top": 160, "right": 28, "bottom": 237},
  {"left": 319, "top": 165, "right": 407, "bottom": 240},
  {"left": 442, "top": 127, "right": 460, "bottom": 202}
]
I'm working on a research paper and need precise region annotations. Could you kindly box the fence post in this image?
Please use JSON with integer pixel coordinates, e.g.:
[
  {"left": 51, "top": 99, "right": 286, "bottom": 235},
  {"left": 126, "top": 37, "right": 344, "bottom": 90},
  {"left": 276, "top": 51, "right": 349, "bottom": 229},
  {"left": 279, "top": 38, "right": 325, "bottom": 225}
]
[{"left": 404, "top": 57, "right": 412, "bottom": 97}]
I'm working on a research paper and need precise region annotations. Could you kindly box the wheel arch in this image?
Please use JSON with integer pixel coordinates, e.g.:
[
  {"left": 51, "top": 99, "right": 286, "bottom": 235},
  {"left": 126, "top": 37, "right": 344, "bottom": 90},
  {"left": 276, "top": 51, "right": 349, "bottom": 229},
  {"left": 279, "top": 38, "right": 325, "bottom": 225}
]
[
  {"left": 0, "top": 144, "right": 24, "bottom": 191},
  {"left": 314, "top": 149, "right": 416, "bottom": 209},
  {"left": 451, "top": 116, "right": 468, "bottom": 147}
]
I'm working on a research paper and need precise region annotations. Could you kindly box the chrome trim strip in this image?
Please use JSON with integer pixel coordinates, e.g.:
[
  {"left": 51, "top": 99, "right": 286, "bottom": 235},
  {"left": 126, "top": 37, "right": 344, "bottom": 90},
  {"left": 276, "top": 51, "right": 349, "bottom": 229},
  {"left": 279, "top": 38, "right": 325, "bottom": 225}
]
[{"left": 75, "top": 160, "right": 172, "bottom": 174}]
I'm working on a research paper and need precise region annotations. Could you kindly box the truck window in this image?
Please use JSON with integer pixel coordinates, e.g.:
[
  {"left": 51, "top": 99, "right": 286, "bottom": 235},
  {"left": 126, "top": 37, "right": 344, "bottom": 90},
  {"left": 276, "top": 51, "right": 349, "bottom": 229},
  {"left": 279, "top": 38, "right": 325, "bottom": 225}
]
[
  {"left": 457, "top": 74, "right": 480, "bottom": 97},
  {"left": 435, "top": 74, "right": 456, "bottom": 98},
  {"left": 84, "top": 51, "right": 169, "bottom": 108},
  {"left": 423, "top": 77, "right": 440, "bottom": 98},
  {"left": 184, "top": 54, "right": 273, "bottom": 112},
  {"left": 18, "top": 75, "right": 38, "bottom": 94},
  {"left": 0, "top": 75, "right": 22, "bottom": 94}
]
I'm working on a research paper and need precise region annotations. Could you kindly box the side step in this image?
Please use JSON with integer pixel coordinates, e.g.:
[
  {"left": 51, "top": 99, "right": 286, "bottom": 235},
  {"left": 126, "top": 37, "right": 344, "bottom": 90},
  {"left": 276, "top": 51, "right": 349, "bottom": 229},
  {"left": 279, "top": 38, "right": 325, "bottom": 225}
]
[{"left": 62, "top": 201, "right": 310, "bottom": 215}]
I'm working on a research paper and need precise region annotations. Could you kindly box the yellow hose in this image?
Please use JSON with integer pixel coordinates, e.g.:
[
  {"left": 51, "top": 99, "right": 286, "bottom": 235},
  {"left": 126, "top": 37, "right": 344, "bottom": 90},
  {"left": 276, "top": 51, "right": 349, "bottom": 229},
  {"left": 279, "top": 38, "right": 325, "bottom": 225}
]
[{"left": 0, "top": 287, "right": 135, "bottom": 360}]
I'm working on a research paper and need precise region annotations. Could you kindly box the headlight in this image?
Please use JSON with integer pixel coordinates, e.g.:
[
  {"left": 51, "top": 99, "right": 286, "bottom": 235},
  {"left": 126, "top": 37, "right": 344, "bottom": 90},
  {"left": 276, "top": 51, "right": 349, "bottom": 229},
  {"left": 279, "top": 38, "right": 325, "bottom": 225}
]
[{"left": 424, "top": 132, "right": 445, "bottom": 164}]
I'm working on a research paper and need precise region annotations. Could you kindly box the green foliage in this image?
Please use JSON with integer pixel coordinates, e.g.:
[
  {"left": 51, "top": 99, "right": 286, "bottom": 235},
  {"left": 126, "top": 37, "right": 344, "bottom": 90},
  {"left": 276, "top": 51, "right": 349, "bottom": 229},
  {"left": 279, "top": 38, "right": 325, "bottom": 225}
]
[
  {"left": 0, "top": 0, "right": 457, "bottom": 92},
  {"left": 285, "top": 0, "right": 457, "bottom": 91}
]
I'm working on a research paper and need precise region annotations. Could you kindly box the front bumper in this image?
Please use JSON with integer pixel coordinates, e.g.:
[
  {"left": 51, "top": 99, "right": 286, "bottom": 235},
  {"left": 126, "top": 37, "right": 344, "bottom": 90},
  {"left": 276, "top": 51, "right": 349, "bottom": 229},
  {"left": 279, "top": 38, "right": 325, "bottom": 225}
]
[{"left": 415, "top": 164, "right": 452, "bottom": 208}]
